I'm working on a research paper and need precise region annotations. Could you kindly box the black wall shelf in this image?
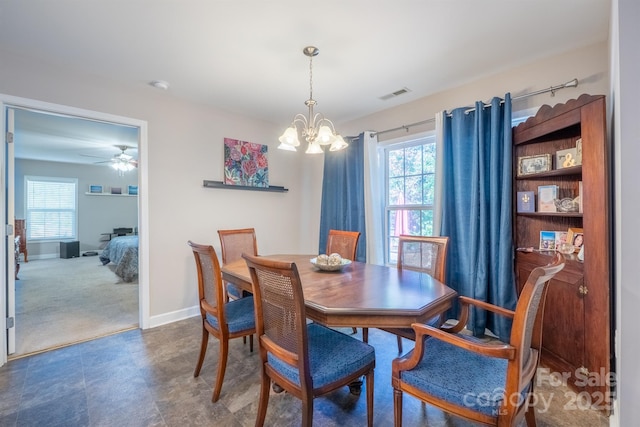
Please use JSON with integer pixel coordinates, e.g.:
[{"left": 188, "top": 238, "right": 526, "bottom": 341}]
[{"left": 202, "top": 180, "right": 288, "bottom": 193}]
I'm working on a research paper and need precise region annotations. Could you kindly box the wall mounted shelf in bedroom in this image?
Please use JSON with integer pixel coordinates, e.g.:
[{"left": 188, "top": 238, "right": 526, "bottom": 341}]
[
  {"left": 84, "top": 192, "right": 137, "bottom": 197},
  {"left": 202, "top": 180, "right": 288, "bottom": 193}
]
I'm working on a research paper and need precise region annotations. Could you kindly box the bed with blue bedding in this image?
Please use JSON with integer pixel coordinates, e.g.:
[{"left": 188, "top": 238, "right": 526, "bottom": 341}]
[{"left": 99, "top": 235, "right": 138, "bottom": 282}]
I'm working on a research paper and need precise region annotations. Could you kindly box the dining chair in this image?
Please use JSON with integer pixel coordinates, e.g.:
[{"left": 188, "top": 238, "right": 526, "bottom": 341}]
[
  {"left": 218, "top": 228, "right": 258, "bottom": 302},
  {"left": 326, "top": 229, "right": 360, "bottom": 260},
  {"left": 188, "top": 240, "right": 256, "bottom": 403},
  {"left": 391, "top": 252, "right": 565, "bottom": 427},
  {"left": 381, "top": 235, "right": 450, "bottom": 353},
  {"left": 326, "top": 229, "right": 362, "bottom": 337},
  {"left": 243, "top": 253, "right": 376, "bottom": 427}
]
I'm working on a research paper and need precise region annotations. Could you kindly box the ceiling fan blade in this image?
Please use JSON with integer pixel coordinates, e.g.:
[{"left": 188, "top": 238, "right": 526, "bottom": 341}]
[{"left": 80, "top": 153, "right": 109, "bottom": 159}]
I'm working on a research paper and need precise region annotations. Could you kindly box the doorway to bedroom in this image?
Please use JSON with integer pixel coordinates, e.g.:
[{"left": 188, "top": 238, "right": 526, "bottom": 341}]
[{"left": 3, "top": 98, "right": 147, "bottom": 359}]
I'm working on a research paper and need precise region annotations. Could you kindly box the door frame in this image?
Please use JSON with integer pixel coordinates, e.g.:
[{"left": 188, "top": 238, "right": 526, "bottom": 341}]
[{"left": 0, "top": 94, "right": 150, "bottom": 366}]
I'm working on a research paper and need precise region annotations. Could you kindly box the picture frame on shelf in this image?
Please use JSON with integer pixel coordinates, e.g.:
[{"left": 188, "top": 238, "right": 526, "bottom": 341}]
[
  {"left": 127, "top": 185, "right": 138, "bottom": 195},
  {"left": 89, "top": 185, "right": 103, "bottom": 194},
  {"left": 576, "top": 138, "right": 583, "bottom": 164},
  {"left": 578, "top": 181, "right": 583, "bottom": 213},
  {"left": 539, "top": 230, "right": 556, "bottom": 251},
  {"left": 516, "top": 191, "right": 535, "bottom": 213},
  {"left": 537, "top": 184, "right": 559, "bottom": 212},
  {"left": 567, "top": 227, "right": 584, "bottom": 253},
  {"left": 517, "top": 153, "right": 552, "bottom": 176},
  {"left": 110, "top": 187, "right": 122, "bottom": 195},
  {"left": 554, "top": 231, "right": 568, "bottom": 250},
  {"left": 555, "top": 147, "right": 581, "bottom": 169}
]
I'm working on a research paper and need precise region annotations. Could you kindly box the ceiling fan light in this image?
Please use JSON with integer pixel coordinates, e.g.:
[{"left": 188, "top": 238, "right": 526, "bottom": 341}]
[{"left": 278, "top": 126, "right": 301, "bottom": 147}]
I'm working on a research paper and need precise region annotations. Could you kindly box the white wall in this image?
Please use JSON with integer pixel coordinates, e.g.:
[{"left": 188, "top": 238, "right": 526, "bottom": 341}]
[
  {"left": 0, "top": 48, "right": 311, "bottom": 321},
  {"left": 15, "top": 159, "right": 138, "bottom": 257},
  {"left": 612, "top": 0, "right": 639, "bottom": 424}
]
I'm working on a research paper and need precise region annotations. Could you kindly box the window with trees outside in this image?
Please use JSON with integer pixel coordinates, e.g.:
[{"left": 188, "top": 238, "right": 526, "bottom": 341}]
[
  {"left": 25, "top": 176, "right": 78, "bottom": 241},
  {"left": 385, "top": 135, "right": 436, "bottom": 265}
]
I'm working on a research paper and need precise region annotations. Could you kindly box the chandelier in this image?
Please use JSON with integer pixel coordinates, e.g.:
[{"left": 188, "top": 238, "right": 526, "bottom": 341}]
[{"left": 278, "top": 46, "right": 348, "bottom": 154}]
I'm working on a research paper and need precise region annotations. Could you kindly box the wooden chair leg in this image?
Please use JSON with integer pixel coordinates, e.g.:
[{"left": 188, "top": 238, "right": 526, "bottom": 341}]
[
  {"left": 351, "top": 327, "right": 357, "bottom": 334},
  {"left": 363, "top": 327, "right": 369, "bottom": 343},
  {"left": 249, "top": 334, "right": 254, "bottom": 352},
  {"left": 394, "top": 388, "right": 403, "bottom": 427},
  {"left": 525, "top": 389, "right": 538, "bottom": 427},
  {"left": 301, "top": 397, "right": 313, "bottom": 427},
  {"left": 194, "top": 326, "right": 209, "bottom": 377},
  {"left": 525, "top": 407, "right": 537, "bottom": 427},
  {"left": 396, "top": 335, "right": 403, "bottom": 354},
  {"left": 212, "top": 337, "right": 229, "bottom": 402},
  {"left": 366, "top": 370, "right": 374, "bottom": 427},
  {"left": 255, "top": 373, "right": 271, "bottom": 427}
]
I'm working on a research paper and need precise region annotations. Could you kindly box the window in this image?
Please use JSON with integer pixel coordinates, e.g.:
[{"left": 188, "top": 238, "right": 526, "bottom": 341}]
[
  {"left": 25, "top": 176, "right": 78, "bottom": 241},
  {"left": 384, "top": 135, "right": 437, "bottom": 265}
]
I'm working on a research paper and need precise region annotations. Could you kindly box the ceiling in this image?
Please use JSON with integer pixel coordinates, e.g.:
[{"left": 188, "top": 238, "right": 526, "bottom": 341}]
[{"left": 0, "top": 1, "right": 610, "bottom": 165}]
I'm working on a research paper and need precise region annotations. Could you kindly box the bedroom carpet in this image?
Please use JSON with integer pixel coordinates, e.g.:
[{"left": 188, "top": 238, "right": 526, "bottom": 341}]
[{"left": 12, "top": 255, "right": 138, "bottom": 358}]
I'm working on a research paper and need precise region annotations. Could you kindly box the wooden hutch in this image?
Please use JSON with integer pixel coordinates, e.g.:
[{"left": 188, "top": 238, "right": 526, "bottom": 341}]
[{"left": 512, "top": 94, "right": 612, "bottom": 411}]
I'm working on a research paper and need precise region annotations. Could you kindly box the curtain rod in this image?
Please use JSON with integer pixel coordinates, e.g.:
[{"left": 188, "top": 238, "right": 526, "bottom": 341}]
[{"left": 370, "top": 78, "right": 578, "bottom": 137}]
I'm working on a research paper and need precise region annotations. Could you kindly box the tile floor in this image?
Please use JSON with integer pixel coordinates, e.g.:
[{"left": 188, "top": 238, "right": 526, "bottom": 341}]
[{"left": 0, "top": 317, "right": 609, "bottom": 426}]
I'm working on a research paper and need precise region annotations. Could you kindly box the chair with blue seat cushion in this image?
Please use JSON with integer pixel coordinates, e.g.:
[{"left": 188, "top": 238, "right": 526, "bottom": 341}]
[
  {"left": 326, "top": 229, "right": 362, "bottom": 339},
  {"left": 381, "top": 235, "right": 450, "bottom": 353},
  {"left": 392, "top": 252, "right": 565, "bottom": 427},
  {"left": 218, "top": 228, "right": 258, "bottom": 302},
  {"left": 188, "top": 240, "right": 256, "bottom": 403},
  {"left": 243, "top": 253, "right": 376, "bottom": 427}
]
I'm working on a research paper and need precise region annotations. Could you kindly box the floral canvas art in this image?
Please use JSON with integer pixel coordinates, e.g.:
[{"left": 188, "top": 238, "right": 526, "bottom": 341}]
[{"left": 223, "top": 138, "right": 269, "bottom": 187}]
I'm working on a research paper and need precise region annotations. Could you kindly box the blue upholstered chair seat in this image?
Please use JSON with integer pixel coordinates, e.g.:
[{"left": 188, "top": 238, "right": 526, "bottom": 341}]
[
  {"left": 206, "top": 297, "right": 255, "bottom": 333},
  {"left": 267, "top": 323, "right": 375, "bottom": 389},
  {"left": 225, "top": 283, "right": 249, "bottom": 300},
  {"left": 401, "top": 338, "right": 515, "bottom": 417}
]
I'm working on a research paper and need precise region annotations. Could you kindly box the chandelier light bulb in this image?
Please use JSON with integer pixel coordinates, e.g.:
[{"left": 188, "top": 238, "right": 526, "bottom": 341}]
[
  {"left": 305, "top": 142, "right": 324, "bottom": 154},
  {"left": 278, "top": 126, "right": 301, "bottom": 147}
]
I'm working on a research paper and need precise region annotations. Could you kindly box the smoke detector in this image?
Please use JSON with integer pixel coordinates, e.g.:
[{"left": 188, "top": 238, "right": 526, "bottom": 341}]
[{"left": 149, "top": 80, "right": 170, "bottom": 90}]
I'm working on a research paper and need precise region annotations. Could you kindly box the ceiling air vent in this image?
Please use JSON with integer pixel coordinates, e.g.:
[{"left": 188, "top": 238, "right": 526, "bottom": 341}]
[{"left": 379, "top": 87, "right": 411, "bottom": 101}]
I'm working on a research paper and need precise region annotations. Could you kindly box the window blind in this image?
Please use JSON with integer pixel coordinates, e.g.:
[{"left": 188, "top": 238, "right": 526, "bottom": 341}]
[{"left": 26, "top": 176, "right": 77, "bottom": 240}]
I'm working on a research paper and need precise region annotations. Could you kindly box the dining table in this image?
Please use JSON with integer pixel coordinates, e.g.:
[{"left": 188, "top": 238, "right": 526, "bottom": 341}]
[{"left": 221, "top": 254, "right": 457, "bottom": 330}]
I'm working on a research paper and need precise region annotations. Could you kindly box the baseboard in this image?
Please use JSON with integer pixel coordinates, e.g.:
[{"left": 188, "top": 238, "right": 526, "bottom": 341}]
[
  {"left": 25, "top": 251, "right": 103, "bottom": 261},
  {"left": 609, "top": 398, "right": 619, "bottom": 427},
  {"left": 26, "top": 253, "right": 59, "bottom": 260},
  {"left": 148, "top": 305, "right": 200, "bottom": 328}
]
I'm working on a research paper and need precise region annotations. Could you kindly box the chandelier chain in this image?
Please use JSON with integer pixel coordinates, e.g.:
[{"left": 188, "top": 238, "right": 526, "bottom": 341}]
[{"left": 309, "top": 54, "right": 314, "bottom": 102}]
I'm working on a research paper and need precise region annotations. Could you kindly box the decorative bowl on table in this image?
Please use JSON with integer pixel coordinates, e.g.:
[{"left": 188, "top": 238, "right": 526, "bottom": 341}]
[{"left": 310, "top": 253, "right": 352, "bottom": 271}]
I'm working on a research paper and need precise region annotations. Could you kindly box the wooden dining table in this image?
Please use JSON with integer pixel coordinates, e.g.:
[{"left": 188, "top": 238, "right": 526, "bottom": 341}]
[{"left": 221, "top": 254, "right": 457, "bottom": 329}]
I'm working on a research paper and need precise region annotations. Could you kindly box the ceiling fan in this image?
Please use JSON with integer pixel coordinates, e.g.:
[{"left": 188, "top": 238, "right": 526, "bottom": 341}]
[{"left": 82, "top": 145, "right": 138, "bottom": 171}]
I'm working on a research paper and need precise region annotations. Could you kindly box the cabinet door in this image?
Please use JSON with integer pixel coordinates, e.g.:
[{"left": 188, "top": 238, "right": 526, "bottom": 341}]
[
  {"left": 541, "top": 275, "right": 585, "bottom": 375},
  {"left": 516, "top": 261, "right": 585, "bottom": 386}
]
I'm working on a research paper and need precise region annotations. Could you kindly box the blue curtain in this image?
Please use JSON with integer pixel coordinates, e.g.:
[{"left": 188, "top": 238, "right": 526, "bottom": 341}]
[
  {"left": 319, "top": 133, "right": 366, "bottom": 262},
  {"left": 440, "top": 94, "right": 516, "bottom": 342}
]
